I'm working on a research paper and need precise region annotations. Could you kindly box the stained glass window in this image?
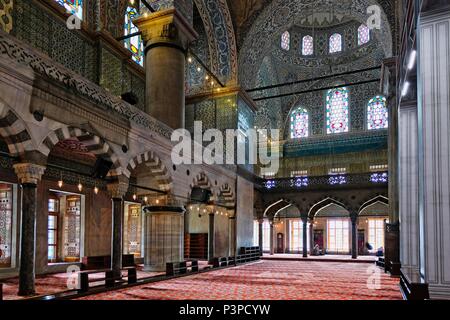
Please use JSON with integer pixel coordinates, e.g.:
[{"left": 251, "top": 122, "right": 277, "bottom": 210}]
[
  {"left": 302, "top": 35, "right": 314, "bottom": 55},
  {"left": 367, "top": 96, "right": 388, "bottom": 130},
  {"left": 281, "top": 31, "right": 290, "bottom": 51},
  {"left": 124, "top": 6, "right": 144, "bottom": 66},
  {"left": 63, "top": 196, "right": 81, "bottom": 261},
  {"left": 326, "top": 87, "right": 349, "bottom": 134},
  {"left": 358, "top": 24, "right": 370, "bottom": 45},
  {"left": 124, "top": 204, "right": 142, "bottom": 257},
  {"left": 329, "top": 33, "right": 342, "bottom": 53},
  {"left": 55, "top": 0, "right": 83, "bottom": 20},
  {"left": 290, "top": 107, "right": 309, "bottom": 138}
]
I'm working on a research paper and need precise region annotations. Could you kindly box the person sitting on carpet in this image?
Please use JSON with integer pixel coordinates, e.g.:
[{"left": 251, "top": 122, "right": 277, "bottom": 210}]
[
  {"left": 312, "top": 244, "right": 323, "bottom": 256},
  {"left": 376, "top": 246, "right": 384, "bottom": 257}
]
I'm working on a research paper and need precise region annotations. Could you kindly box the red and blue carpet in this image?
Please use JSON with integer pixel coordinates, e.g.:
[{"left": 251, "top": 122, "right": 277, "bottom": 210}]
[{"left": 78, "top": 260, "right": 402, "bottom": 300}]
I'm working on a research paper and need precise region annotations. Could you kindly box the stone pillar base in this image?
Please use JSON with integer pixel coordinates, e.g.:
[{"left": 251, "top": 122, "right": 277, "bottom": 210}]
[{"left": 143, "top": 206, "right": 185, "bottom": 272}]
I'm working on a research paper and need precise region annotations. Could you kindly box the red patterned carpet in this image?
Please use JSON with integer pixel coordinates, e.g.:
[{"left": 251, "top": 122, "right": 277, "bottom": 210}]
[
  {"left": 78, "top": 260, "right": 402, "bottom": 300},
  {"left": 1, "top": 268, "right": 163, "bottom": 300}
]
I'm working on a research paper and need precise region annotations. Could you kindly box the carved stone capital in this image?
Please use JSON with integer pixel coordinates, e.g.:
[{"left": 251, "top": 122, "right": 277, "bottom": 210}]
[
  {"left": 134, "top": 8, "right": 198, "bottom": 51},
  {"left": 107, "top": 177, "right": 129, "bottom": 199},
  {"left": 13, "top": 163, "right": 46, "bottom": 185}
]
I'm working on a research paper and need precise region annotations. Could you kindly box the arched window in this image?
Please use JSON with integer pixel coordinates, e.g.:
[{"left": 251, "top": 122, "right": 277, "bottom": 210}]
[
  {"left": 326, "top": 87, "right": 349, "bottom": 134},
  {"left": 124, "top": 6, "right": 144, "bottom": 66},
  {"left": 358, "top": 24, "right": 370, "bottom": 45},
  {"left": 55, "top": 0, "right": 83, "bottom": 20},
  {"left": 302, "top": 35, "right": 314, "bottom": 56},
  {"left": 329, "top": 33, "right": 342, "bottom": 53},
  {"left": 281, "top": 31, "right": 290, "bottom": 51},
  {"left": 290, "top": 107, "right": 309, "bottom": 138},
  {"left": 367, "top": 96, "right": 388, "bottom": 130}
]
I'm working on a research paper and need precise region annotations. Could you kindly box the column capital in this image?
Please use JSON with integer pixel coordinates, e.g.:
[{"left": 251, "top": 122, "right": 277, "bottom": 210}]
[
  {"left": 107, "top": 177, "right": 129, "bottom": 199},
  {"left": 13, "top": 163, "right": 46, "bottom": 185},
  {"left": 134, "top": 8, "right": 198, "bottom": 52}
]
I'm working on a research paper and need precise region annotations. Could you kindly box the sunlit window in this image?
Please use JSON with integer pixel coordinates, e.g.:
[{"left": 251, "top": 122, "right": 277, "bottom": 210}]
[
  {"left": 358, "top": 24, "right": 370, "bottom": 45},
  {"left": 281, "top": 31, "right": 290, "bottom": 51},
  {"left": 302, "top": 35, "right": 314, "bottom": 55},
  {"left": 263, "top": 220, "right": 271, "bottom": 251},
  {"left": 290, "top": 107, "right": 309, "bottom": 138},
  {"left": 326, "top": 87, "right": 349, "bottom": 134},
  {"left": 367, "top": 96, "right": 388, "bottom": 130},
  {"left": 329, "top": 33, "right": 342, "bottom": 53},
  {"left": 368, "top": 219, "right": 385, "bottom": 250},
  {"left": 327, "top": 219, "right": 349, "bottom": 253},
  {"left": 253, "top": 220, "right": 259, "bottom": 246},
  {"left": 289, "top": 220, "right": 310, "bottom": 251}
]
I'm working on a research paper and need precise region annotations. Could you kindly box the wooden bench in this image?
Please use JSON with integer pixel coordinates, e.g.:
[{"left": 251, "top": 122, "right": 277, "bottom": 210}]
[
  {"left": 166, "top": 260, "right": 199, "bottom": 276},
  {"left": 78, "top": 255, "right": 137, "bottom": 292},
  {"left": 212, "top": 256, "right": 236, "bottom": 268},
  {"left": 78, "top": 267, "right": 137, "bottom": 293}
]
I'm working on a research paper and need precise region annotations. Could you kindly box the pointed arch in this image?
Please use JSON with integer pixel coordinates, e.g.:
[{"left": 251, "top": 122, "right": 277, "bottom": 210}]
[
  {"left": 39, "top": 125, "right": 120, "bottom": 176},
  {"left": 359, "top": 195, "right": 389, "bottom": 214},
  {"left": 124, "top": 151, "right": 173, "bottom": 192},
  {"left": 0, "top": 98, "right": 33, "bottom": 157},
  {"left": 308, "top": 197, "right": 349, "bottom": 218}
]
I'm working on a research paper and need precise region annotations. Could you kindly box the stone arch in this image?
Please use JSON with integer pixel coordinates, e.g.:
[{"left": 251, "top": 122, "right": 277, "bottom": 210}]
[
  {"left": 190, "top": 171, "right": 213, "bottom": 190},
  {"left": 0, "top": 97, "right": 33, "bottom": 157},
  {"left": 263, "top": 198, "right": 293, "bottom": 218},
  {"left": 38, "top": 125, "right": 121, "bottom": 176},
  {"left": 308, "top": 197, "right": 349, "bottom": 218},
  {"left": 193, "top": 0, "right": 238, "bottom": 84},
  {"left": 358, "top": 195, "right": 388, "bottom": 214},
  {"left": 217, "top": 183, "right": 235, "bottom": 207},
  {"left": 124, "top": 150, "right": 173, "bottom": 192}
]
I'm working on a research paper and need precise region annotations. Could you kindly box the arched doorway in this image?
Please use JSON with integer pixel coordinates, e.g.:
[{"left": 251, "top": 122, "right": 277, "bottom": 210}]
[{"left": 309, "top": 199, "right": 351, "bottom": 255}]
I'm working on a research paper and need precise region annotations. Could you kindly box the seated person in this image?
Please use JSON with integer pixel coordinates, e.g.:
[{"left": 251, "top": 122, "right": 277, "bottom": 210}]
[
  {"left": 312, "top": 244, "right": 323, "bottom": 256},
  {"left": 376, "top": 246, "right": 384, "bottom": 257}
]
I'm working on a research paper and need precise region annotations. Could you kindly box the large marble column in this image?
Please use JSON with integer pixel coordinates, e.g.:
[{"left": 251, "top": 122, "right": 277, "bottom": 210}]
[
  {"left": 269, "top": 221, "right": 274, "bottom": 255},
  {"left": 399, "top": 102, "right": 420, "bottom": 272},
  {"left": 208, "top": 213, "right": 215, "bottom": 262},
  {"left": 258, "top": 219, "right": 263, "bottom": 255},
  {"left": 350, "top": 214, "right": 358, "bottom": 259},
  {"left": 143, "top": 206, "right": 185, "bottom": 271},
  {"left": 309, "top": 218, "right": 314, "bottom": 254},
  {"left": 107, "top": 178, "right": 129, "bottom": 278},
  {"left": 417, "top": 10, "right": 450, "bottom": 299},
  {"left": 13, "top": 163, "right": 46, "bottom": 296},
  {"left": 301, "top": 216, "right": 308, "bottom": 258},
  {"left": 134, "top": 9, "right": 197, "bottom": 129}
]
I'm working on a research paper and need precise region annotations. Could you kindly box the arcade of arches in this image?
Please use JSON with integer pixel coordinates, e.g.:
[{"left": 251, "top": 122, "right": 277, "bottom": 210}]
[{"left": 0, "top": 0, "right": 449, "bottom": 300}]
